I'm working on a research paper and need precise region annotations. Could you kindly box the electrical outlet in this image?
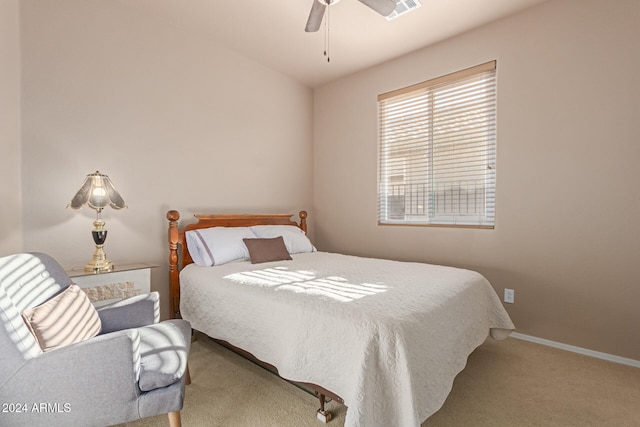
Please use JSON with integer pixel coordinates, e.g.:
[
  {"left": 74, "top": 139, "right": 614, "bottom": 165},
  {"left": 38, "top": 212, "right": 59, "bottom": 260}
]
[{"left": 504, "top": 288, "right": 515, "bottom": 304}]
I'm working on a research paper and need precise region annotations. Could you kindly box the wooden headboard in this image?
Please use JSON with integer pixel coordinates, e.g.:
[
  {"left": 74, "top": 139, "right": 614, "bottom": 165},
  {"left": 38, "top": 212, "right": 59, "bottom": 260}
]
[{"left": 166, "top": 210, "right": 308, "bottom": 319}]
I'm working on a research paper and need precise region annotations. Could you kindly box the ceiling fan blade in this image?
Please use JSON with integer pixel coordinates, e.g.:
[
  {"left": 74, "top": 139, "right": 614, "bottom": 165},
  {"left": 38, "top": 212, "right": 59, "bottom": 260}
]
[
  {"left": 358, "top": 0, "right": 397, "bottom": 17},
  {"left": 305, "top": 0, "right": 327, "bottom": 32}
]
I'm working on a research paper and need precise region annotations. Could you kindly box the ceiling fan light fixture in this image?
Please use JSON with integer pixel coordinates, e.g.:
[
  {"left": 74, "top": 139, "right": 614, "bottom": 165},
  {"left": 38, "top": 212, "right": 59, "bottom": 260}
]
[
  {"left": 306, "top": 0, "right": 396, "bottom": 33},
  {"left": 305, "top": 0, "right": 399, "bottom": 62},
  {"left": 385, "top": 0, "right": 422, "bottom": 21}
]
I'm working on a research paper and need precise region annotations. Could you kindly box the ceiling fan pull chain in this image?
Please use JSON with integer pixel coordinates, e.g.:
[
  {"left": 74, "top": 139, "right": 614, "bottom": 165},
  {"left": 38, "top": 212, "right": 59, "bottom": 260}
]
[
  {"left": 323, "top": 21, "right": 327, "bottom": 59},
  {"left": 324, "top": 1, "right": 331, "bottom": 62}
]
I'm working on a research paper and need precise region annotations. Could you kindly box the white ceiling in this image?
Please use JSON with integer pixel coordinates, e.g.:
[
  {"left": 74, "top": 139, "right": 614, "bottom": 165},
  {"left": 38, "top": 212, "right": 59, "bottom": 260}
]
[{"left": 121, "top": 0, "right": 549, "bottom": 88}]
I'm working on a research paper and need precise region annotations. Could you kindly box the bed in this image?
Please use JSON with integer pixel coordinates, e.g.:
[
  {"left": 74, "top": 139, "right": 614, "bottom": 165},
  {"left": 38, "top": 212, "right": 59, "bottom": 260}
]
[{"left": 167, "top": 210, "right": 514, "bottom": 427}]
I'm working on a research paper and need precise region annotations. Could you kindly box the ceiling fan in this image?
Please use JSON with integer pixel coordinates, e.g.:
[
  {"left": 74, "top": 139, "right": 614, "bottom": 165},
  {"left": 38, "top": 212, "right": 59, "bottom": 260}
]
[{"left": 305, "top": 0, "right": 397, "bottom": 32}]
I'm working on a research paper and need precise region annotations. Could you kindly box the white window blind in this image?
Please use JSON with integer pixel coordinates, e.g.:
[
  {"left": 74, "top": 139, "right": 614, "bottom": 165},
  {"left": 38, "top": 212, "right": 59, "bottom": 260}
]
[{"left": 377, "top": 61, "right": 497, "bottom": 228}]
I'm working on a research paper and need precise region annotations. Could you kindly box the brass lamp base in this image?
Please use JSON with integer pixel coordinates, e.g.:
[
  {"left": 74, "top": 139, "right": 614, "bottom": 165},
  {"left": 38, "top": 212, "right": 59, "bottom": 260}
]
[
  {"left": 85, "top": 245, "right": 114, "bottom": 273},
  {"left": 84, "top": 218, "right": 114, "bottom": 273}
]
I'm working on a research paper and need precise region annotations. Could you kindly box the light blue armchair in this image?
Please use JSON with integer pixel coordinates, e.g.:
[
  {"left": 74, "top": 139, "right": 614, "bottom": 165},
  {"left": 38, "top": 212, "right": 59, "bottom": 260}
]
[{"left": 0, "top": 253, "right": 191, "bottom": 427}]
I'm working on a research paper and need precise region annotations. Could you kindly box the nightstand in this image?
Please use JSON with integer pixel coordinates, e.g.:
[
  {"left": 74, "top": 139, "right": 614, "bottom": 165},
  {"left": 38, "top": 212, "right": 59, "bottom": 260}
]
[{"left": 65, "top": 263, "right": 157, "bottom": 307}]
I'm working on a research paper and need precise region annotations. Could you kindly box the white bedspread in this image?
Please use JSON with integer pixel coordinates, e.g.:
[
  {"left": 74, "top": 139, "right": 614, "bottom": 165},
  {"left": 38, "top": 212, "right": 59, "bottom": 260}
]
[{"left": 180, "top": 252, "right": 514, "bottom": 427}]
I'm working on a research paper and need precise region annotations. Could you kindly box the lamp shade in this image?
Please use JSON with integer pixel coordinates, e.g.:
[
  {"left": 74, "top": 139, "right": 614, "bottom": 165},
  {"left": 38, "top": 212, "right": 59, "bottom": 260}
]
[{"left": 69, "top": 171, "right": 126, "bottom": 212}]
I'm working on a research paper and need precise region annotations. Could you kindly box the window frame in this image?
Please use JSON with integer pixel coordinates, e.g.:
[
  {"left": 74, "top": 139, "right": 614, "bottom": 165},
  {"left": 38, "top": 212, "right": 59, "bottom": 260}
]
[{"left": 377, "top": 61, "right": 497, "bottom": 229}]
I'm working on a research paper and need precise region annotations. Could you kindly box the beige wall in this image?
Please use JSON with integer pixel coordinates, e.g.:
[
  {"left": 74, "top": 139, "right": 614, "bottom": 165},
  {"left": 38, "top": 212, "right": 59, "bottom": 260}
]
[
  {"left": 20, "top": 0, "right": 313, "bottom": 319},
  {"left": 313, "top": 0, "right": 640, "bottom": 360},
  {"left": 11, "top": 0, "right": 640, "bottom": 359},
  {"left": 0, "top": 0, "right": 22, "bottom": 256}
]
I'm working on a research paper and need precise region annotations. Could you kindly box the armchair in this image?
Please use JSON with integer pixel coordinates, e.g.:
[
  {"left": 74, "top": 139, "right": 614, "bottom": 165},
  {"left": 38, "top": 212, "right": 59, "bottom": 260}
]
[{"left": 0, "top": 253, "right": 191, "bottom": 427}]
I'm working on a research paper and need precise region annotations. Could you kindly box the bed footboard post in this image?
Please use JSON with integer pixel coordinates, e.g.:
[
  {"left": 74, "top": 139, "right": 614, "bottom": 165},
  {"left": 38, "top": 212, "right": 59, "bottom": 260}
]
[
  {"left": 299, "top": 210, "right": 308, "bottom": 234},
  {"left": 316, "top": 393, "right": 332, "bottom": 423},
  {"left": 167, "top": 210, "right": 181, "bottom": 319}
]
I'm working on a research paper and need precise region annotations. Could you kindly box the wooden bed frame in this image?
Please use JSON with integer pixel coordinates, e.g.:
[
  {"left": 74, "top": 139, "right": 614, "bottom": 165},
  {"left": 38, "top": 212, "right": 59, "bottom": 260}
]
[{"left": 166, "top": 209, "right": 341, "bottom": 421}]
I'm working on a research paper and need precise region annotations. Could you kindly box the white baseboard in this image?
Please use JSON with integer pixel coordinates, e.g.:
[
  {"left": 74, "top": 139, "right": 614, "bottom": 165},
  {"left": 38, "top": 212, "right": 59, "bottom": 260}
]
[{"left": 510, "top": 332, "right": 640, "bottom": 369}]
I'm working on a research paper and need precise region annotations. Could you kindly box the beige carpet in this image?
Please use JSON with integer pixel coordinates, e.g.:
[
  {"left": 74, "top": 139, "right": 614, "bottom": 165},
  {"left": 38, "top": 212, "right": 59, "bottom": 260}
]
[{"left": 119, "top": 332, "right": 640, "bottom": 427}]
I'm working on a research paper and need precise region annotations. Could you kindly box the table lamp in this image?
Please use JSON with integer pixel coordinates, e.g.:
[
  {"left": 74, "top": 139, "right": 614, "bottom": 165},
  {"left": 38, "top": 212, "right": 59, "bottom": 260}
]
[{"left": 68, "top": 171, "right": 126, "bottom": 272}]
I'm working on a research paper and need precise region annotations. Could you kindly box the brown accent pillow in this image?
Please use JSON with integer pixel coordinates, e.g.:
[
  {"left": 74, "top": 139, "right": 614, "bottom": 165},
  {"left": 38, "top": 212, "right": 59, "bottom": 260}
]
[
  {"left": 22, "top": 284, "right": 102, "bottom": 352},
  {"left": 243, "top": 236, "right": 293, "bottom": 264}
]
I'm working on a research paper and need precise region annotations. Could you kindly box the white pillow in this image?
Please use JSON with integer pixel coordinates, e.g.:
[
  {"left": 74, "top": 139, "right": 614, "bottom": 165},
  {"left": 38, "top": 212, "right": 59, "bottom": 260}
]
[
  {"left": 186, "top": 227, "right": 256, "bottom": 266},
  {"left": 249, "top": 225, "right": 316, "bottom": 254}
]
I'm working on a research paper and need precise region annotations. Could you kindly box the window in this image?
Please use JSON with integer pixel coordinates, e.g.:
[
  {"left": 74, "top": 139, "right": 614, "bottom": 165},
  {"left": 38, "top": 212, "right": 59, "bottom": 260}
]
[{"left": 377, "top": 61, "right": 497, "bottom": 228}]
